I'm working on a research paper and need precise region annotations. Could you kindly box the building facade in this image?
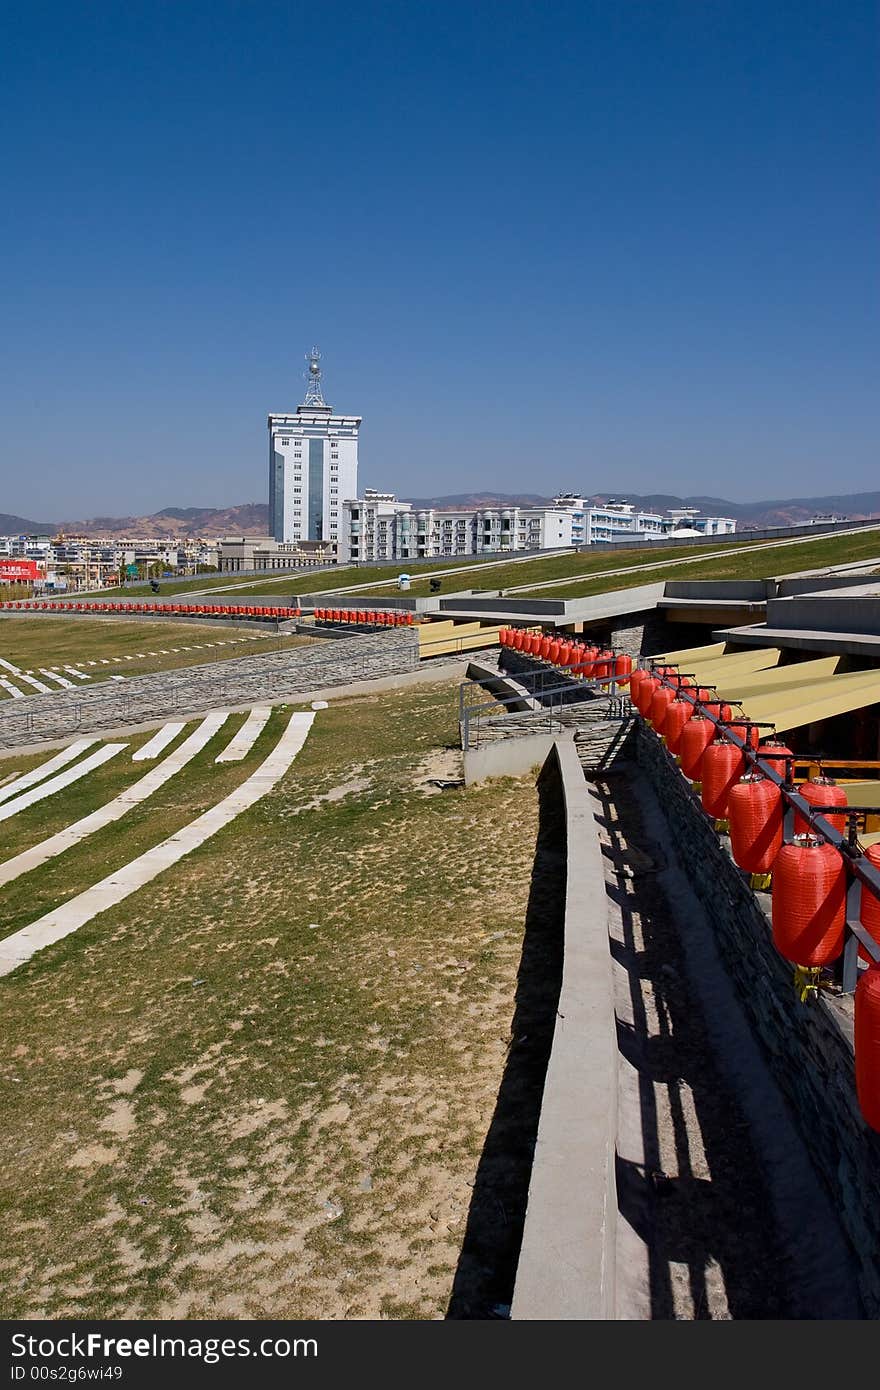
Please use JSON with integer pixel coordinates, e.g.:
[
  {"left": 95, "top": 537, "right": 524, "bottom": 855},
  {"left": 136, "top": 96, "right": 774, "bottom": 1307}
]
[
  {"left": 338, "top": 495, "right": 576, "bottom": 563},
  {"left": 268, "top": 350, "right": 359, "bottom": 549},
  {"left": 336, "top": 493, "right": 736, "bottom": 562}
]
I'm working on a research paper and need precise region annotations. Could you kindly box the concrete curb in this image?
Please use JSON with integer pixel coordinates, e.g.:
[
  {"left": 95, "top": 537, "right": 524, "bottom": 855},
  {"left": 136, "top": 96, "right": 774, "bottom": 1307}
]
[{"left": 511, "top": 739, "right": 617, "bottom": 1319}]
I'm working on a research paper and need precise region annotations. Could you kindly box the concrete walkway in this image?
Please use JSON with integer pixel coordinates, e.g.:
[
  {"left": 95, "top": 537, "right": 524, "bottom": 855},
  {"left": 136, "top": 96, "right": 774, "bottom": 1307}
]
[
  {"left": 0, "top": 738, "right": 99, "bottom": 807},
  {"left": 132, "top": 721, "right": 185, "bottom": 761},
  {"left": 39, "top": 669, "right": 75, "bottom": 689},
  {"left": 0, "top": 712, "right": 229, "bottom": 887},
  {"left": 215, "top": 706, "right": 270, "bottom": 762},
  {"left": 0, "top": 743, "right": 126, "bottom": 823},
  {"left": 0, "top": 711, "right": 315, "bottom": 977}
]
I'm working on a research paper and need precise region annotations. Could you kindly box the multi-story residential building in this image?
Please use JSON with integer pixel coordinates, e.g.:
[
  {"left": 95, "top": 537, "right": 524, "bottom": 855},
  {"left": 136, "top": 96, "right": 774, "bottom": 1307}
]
[
  {"left": 552, "top": 497, "right": 736, "bottom": 544},
  {"left": 268, "top": 349, "right": 359, "bottom": 549},
  {"left": 338, "top": 496, "right": 575, "bottom": 563}
]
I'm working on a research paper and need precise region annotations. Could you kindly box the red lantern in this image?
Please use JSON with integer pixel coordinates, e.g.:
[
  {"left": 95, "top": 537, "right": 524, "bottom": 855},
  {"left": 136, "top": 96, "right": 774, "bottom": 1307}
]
[
  {"left": 701, "top": 742, "right": 746, "bottom": 821},
  {"left": 859, "top": 844, "right": 880, "bottom": 963},
  {"left": 794, "top": 777, "right": 848, "bottom": 836},
  {"left": 855, "top": 963, "right": 880, "bottom": 1132},
  {"left": 771, "top": 836, "right": 846, "bottom": 967},
  {"left": 757, "top": 739, "right": 794, "bottom": 782},
  {"left": 702, "top": 699, "right": 733, "bottom": 724},
  {"left": 629, "top": 668, "right": 646, "bottom": 699},
  {"left": 635, "top": 675, "right": 659, "bottom": 715},
  {"left": 726, "top": 719, "right": 760, "bottom": 750},
  {"left": 663, "top": 698, "right": 693, "bottom": 754},
  {"left": 679, "top": 716, "right": 716, "bottom": 781},
  {"left": 649, "top": 685, "right": 676, "bottom": 732},
  {"left": 728, "top": 776, "right": 783, "bottom": 875}
]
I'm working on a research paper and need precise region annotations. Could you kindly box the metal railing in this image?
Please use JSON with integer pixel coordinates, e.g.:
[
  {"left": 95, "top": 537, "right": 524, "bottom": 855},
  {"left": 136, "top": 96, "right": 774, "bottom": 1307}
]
[
  {"left": 459, "top": 659, "right": 630, "bottom": 750},
  {"left": 643, "top": 662, "right": 880, "bottom": 993}
]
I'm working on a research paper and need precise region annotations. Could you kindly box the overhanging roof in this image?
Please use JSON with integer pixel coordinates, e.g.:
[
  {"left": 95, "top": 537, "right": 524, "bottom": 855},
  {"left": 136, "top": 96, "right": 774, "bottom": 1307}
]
[{"left": 738, "top": 667, "right": 880, "bottom": 733}]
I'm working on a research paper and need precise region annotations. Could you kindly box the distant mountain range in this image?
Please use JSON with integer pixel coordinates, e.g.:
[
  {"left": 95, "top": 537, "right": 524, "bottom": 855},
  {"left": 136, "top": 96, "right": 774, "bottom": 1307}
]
[
  {"left": 0, "top": 504, "right": 270, "bottom": 538},
  {"left": 401, "top": 491, "right": 880, "bottom": 528},
  {"left": 1, "top": 490, "right": 879, "bottom": 538}
]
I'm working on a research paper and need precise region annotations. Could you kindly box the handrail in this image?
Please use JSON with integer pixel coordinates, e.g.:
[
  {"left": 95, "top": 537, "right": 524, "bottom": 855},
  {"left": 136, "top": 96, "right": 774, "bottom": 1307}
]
[{"left": 643, "top": 659, "right": 880, "bottom": 990}]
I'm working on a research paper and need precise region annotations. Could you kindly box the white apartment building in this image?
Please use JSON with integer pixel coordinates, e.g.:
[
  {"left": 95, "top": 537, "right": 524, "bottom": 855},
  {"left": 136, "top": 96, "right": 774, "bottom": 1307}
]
[
  {"left": 338, "top": 495, "right": 575, "bottom": 563},
  {"left": 337, "top": 492, "right": 737, "bottom": 562},
  {"left": 268, "top": 349, "right": 359, "bottom": 549},
  {"left": 552, "top": 496, "right": 736, "bottom": 544}
]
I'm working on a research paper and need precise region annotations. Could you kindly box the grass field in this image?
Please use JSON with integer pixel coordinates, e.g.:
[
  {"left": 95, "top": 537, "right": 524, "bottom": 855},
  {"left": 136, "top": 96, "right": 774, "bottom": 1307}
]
[
  {"left": 109, "top": 553, "right": 511, "bottom": 598},
  {"left": 0, "top": 618, "right": 313, "bottom": 693},
  {"left": 0, "top": 680, "right": 539, "bottom": 1319},
  {"left": 516, "top": 526, "right": 880, "bottom": 598},
  {"left": 357, "top": 527, "right": 880, "bottom": 599}
]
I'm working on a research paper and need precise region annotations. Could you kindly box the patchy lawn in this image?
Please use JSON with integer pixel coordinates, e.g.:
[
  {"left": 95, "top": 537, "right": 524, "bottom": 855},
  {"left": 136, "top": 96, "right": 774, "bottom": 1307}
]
[
  {"left": 0, "top": 618, "right": 313, "bottom": 694},
  {"left": 0, "top": 680, "right": 540, "bottom": 1319}
]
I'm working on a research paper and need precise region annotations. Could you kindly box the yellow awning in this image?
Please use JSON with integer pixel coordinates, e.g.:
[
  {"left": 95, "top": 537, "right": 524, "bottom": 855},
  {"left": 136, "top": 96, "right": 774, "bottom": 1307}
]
[
  {"left": 651, "top": 640, "right": 726, "bottom": 665},
  {"left": 677, "top": 647, "right": 782, "bottom": 683},
  {"left": 738, "top": 667, "right": 880, "bottom": 734},
  {"left": 711, "top": 656, "right": 841, "bottom": 702}
]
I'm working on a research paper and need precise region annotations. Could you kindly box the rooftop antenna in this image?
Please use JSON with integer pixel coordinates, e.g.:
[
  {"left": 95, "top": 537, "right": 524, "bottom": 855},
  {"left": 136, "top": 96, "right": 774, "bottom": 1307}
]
[{"left": 301, "top": 346, "right": 327, "bottom": 407}]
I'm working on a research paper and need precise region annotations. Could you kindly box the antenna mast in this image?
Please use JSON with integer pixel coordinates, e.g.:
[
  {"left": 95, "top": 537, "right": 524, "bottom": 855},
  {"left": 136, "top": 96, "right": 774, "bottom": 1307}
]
[{"left": 301, "top": 346, "right": 327, "bottom": 407}]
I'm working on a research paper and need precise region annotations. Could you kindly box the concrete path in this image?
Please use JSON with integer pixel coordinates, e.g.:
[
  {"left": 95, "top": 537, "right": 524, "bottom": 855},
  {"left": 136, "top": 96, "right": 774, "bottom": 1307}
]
[
  {"left": 0, "top": 743, "right": 127, "bottom": 823},
  {"left": 0, "top": 711, "right": 314, "bottom": 977},
  {"left": 0, "top": 658, "right": 52, "bottom": 695},
  {"left": 132, "top": 721, "right": 186, "bottom": 761},
  {"left": 0, "top": 712, "right": 229, "bottom": 887},
  {"left": 215, "top": 706, "right": 270, "bottom": 762},
  {"left": 0, "top": 680, "right": 24, "bottom": 699},
  {"left": 0, "top": 739, "right": 99, "bottom": 807},
  {"left": 63, "top": 666, "right": 91, "bottom": 681},
  {"left": 39, "top": 669, "right": 76, "bottom": 689}
]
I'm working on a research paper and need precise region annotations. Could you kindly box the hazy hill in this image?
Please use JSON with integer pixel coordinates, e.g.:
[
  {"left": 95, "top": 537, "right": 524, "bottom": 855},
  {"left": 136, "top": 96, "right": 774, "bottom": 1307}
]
[
  {"left": 402, "top": 491, "right": 880, "bottom": 528},
  {"left": 2, "top": 491, "right": 879, "bottom": 538}
]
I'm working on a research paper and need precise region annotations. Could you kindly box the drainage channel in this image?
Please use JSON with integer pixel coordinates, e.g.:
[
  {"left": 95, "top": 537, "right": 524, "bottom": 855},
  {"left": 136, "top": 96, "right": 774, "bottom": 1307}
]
[{"left": 595, "top": 766, "right": 863, "bottom": 1319}]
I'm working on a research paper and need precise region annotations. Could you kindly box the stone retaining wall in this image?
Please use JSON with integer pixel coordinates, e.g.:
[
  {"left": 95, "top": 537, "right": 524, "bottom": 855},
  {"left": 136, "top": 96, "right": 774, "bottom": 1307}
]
[
  {"left": 636, "top": 720, "right": 880, "bottom": 1315},
  {"left": 0, "top": 630, "right": 419, "bottom": 748}
]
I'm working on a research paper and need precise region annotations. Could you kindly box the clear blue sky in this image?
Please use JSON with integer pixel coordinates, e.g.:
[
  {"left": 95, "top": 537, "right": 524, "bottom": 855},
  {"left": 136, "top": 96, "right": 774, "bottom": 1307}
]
[{"left": 1, "top": 0, "right": 877, "bottom": 520}]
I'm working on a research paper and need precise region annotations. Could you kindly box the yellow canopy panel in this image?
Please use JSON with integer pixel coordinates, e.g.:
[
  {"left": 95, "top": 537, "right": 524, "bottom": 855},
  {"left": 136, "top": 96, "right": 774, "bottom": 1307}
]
[
  {"left": 828, "top": 782, "right": 880, "bottom": 808},
  {"left": 677, "top": 647, "right": 782, "bottom": 683},
  {"left": 418, "top": 624, "right": 500, "bottom": 657},
  {"left": 651, "top": 640, "right": 726, "bottom": 665},
  {"left": 711, "top": 656, "right": 841, "bottom": 702},
  {"left": 739, "top": 668, "right": 880, "bottom": 734}
]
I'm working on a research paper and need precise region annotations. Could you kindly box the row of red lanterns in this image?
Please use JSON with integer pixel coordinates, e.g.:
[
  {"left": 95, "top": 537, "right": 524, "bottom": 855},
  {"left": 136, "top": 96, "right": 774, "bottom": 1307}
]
[
  {"left": 632, "top": 660, "right": 880, "bottom": 1132},
  {"left": 499, "top": 627, "right": 633, "bottom": 681},
  {"left": 0, "top": 599, "right": 300, "bottom": 619},
  {"left": 314, "top": 608, "right": 415, "bottom": 626}
]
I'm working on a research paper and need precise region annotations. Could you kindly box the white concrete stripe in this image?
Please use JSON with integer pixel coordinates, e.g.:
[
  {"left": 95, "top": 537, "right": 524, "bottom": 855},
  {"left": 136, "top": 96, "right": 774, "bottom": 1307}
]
[
  {"left": 63, "top": 666, "right": 91, "bottom": 680},
  {"left": 0, "top": 657, "right": 23, "bottom": 675},
  {"left": 39, "top": 669, "right": 76, "bottom": 689},
  {"left": 0, "top": 679, "right": 24, "bottom": 699},
  {"left": 215, "top": 706, "right": 271, "bottom": 763},
  {"left": 0, "top": 739, "right": 100, "bottom": 807},
  {"left": 0, "top": 712, "right": 228, "bottom": 887},
  {"left": 0, "top": 744, "right": 126, "bottom": 824},
  {"left": 0, "top": 712, "right": 314, "bottom": 975},
  {"left": 11, "top": 671, "right": 52, "bottom": 694},
  {"left": 132, "top": 721, "right": 186, "bottom": 762}
]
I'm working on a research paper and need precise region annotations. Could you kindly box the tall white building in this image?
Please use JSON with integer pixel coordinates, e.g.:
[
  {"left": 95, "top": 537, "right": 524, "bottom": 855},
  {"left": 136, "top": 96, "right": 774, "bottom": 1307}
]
[{"left": 268, "top": 349, "right": 359, "bottom": 547}]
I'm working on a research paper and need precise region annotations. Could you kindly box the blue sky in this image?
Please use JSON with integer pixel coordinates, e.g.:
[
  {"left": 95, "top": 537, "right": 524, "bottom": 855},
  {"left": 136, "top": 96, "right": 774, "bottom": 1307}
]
[{"left": 1, "top": 0, "right": 877, "bottom": 519}]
